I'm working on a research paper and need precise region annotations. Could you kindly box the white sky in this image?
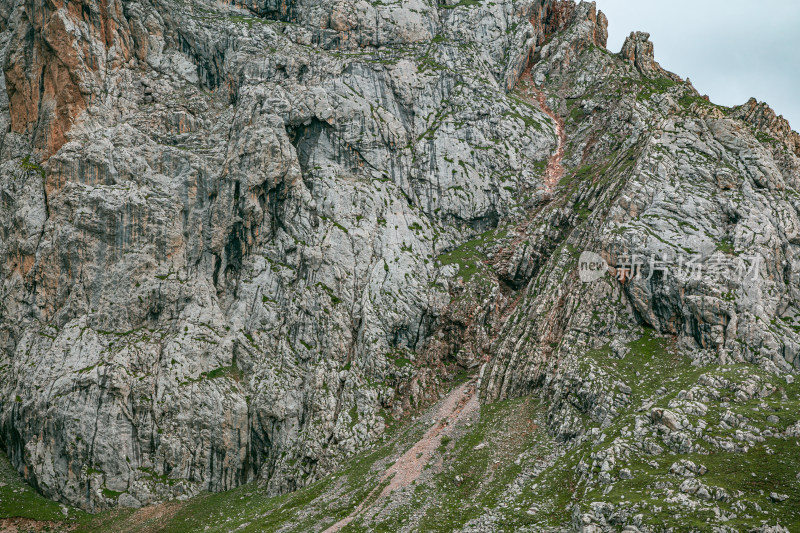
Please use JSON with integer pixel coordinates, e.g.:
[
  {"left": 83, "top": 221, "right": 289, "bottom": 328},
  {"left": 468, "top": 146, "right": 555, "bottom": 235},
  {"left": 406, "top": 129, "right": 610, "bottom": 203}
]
[{"left": 593, "top": 0, "right": 800, "bottom": 130}]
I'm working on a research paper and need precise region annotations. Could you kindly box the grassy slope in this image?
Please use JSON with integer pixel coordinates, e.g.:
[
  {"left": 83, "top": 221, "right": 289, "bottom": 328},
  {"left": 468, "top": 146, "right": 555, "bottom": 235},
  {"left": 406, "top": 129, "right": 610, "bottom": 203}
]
[
  {"left": 0, "top": 391, "right": 559, "bottom": 532},
  {"left": 0, "top": 454, "right": 87, "bottom": 524},
  {"left": 486, "top": 329, "right": 800, "bottom": 531}
]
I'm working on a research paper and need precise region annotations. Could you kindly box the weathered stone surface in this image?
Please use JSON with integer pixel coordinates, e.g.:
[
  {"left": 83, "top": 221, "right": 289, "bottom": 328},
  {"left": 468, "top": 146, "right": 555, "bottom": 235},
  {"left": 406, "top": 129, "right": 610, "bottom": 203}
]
[
  {"left": 733, "top": 97, "right": 800, "bottom": 157},
  {"left": 4, "top": 0, "right": 134, "bottom": 157},
  {"left": 619, "top": 31, "right": 678, "bottom": 81},
  {"left": 1, "top": 0, "right": 800, "bottom": 529},
  {"left": 0, "top": 0, "right": 560, "bottom": 512}
]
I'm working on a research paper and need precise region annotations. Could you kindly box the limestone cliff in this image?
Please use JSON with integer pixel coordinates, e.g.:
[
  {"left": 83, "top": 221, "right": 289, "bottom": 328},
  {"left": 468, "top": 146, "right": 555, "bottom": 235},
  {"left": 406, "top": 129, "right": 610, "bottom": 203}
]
[
  {"left": 0, "top": 0, "right": 562, "bottom": 511},
  {"left": 1, "top": 0, "right": 800, "bottom": 531}
]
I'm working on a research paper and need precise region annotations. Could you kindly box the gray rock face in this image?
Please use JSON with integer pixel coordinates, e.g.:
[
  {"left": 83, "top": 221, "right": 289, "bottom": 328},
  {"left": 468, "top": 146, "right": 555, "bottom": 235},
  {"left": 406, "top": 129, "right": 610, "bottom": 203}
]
[
  {"left": 480, "top": 2, "right": 800, "bottom": 407},
  {"left": 1, "top": 0, "right": 800, "bottom": 525},
  {"left": 0, "top": 0, "right": 562, "bottom": 512}
]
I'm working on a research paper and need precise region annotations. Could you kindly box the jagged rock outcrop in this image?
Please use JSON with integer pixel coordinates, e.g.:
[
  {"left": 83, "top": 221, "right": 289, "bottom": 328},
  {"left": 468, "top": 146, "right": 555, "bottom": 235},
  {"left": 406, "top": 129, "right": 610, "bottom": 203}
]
[
  {"left": 620, "top": 31, "right": 680, "bottom": 82},
  {"left": 733, "top": 97, "right": 800, "bottom": 156},
  {"left": 527, "top": 0, "right": 607, "bottom": 87},
  {"left": 478, "top": 2, "right": 800, "bottom": 408}
]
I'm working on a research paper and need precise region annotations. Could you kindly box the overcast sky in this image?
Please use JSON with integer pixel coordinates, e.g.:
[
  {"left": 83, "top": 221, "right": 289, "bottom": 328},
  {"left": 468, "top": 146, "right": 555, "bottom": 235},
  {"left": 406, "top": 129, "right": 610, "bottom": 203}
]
[{"left": 593, "top": 0, "right": 800, "bottom": 130}]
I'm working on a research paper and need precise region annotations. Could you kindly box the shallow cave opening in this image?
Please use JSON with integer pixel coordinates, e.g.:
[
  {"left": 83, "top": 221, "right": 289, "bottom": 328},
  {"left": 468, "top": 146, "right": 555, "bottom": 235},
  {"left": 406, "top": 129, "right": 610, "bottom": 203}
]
[
  {"left": 238, "top": 0, "right": 297, "bottom": 23},
  {"left": 286, "top": 118, "right": 333, "bottom": 178}
]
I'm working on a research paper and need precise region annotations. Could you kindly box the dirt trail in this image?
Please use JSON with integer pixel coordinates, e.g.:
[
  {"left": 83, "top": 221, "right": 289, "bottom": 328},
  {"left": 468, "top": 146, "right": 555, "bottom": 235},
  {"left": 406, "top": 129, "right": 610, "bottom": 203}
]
[
  {"left": 518, "top": 71, "right": 566, "bottom": 191},
  {"left": 488, "top": 71, "right": 568, "bottom": 273},
  {"left": 322, "top": 381, "right": 479, "bottom": 533},
  {"left": 0, "top": 518, "right": 73, "bottom": 533},
  {"left": 535, "top": 89, "right": 566, "bottom": 190}
]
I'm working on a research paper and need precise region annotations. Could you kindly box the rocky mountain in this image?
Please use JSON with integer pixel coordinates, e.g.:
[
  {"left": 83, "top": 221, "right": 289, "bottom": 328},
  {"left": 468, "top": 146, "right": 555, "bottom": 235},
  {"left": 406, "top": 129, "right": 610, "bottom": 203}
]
[{"left": 1, "top": 0, "right": 799, "bottom": 531}]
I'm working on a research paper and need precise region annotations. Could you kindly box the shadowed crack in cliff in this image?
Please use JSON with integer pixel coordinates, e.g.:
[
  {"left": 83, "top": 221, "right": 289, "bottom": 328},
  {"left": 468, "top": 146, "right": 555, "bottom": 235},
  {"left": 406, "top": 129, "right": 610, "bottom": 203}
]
[{"left": 323, "top": 381, "right": 479, "bottom": 533}]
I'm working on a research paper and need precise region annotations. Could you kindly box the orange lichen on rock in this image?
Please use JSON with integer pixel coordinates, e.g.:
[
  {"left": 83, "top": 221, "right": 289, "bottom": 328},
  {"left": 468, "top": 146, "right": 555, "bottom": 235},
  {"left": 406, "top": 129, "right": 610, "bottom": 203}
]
[{"left": 4, "top": 0, "right": 132, "bottom": 158}]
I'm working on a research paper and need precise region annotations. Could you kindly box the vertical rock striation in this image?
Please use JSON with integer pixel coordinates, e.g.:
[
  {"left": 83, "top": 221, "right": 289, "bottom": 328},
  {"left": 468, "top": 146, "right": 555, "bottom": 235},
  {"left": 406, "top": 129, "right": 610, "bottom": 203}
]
[{"left": 0, "top": 0, "right": 560, "bottom": 511}]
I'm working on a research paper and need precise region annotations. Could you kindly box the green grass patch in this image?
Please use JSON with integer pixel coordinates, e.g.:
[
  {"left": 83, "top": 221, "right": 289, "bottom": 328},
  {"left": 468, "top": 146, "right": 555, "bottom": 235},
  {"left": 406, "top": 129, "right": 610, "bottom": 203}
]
[
  {"left": 0, "top": 453, "right": 86, "bottom": 522},
  {"left": 437, "top": 226, "right": 508, "bottom": 283}
]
